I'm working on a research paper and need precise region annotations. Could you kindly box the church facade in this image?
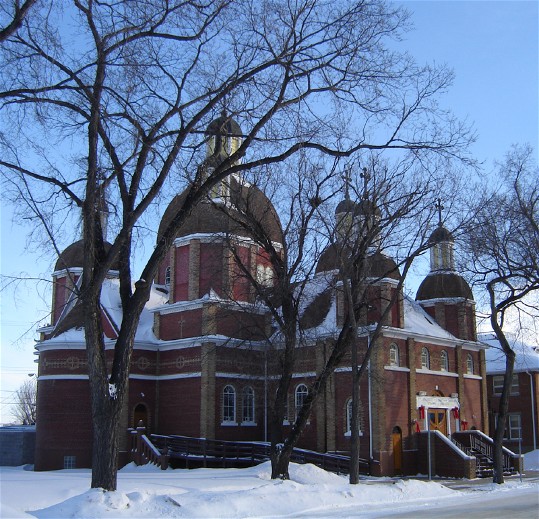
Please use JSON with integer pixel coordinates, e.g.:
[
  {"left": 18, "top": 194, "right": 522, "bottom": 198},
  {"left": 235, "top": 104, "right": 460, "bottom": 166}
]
[{"left": 34, "top": 116, "right": 488, "bottom": 475}]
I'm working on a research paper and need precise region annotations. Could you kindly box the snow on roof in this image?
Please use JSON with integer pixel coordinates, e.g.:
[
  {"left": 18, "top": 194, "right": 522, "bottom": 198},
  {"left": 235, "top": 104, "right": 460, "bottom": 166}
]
[
  {"left": 400, "top": 296, "right": 456, "bottom": 341},
  {"left": 296, "top": 272, "right": 461, "bottom": 343},
  {"left": 480, "top": 332, "right": 539, "bottom": 374},
  {"left": 43, "top": 279, "right": 167, "bottom": 345}
]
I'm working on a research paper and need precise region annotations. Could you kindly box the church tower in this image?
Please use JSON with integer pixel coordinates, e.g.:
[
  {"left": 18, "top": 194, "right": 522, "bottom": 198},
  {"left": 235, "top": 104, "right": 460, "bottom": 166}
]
[{"left": 416, "top": 202, "right": 476, "bottom": 341}]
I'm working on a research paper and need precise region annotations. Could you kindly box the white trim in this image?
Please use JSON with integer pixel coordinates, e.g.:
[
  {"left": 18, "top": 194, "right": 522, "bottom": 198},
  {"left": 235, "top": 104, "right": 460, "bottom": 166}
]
[
  {"left": 416, "top": 368, "right": 459, "bottom": 378},
  {"left": 151, "top": 296, "right": 268, "bottom": 316},
  {"left": 416, "top": 395, "right": 459, "bottom": 409},
  {"left": 463, "top": 374, "right": 482, "bottom": 380},
  {"left": 292, "top": 372, "right": 317, "bottom": 379},
  {"left": 155, "top": 336, "right": 267, "bottom": 351},
  {"left": 383, "top": 327, "right": 485, "bottom": 350},
  {"left": 173, "top": 232, "right": 283, "bottom": 252},
  {"left": 130, "top": 373, "right": 202, "bottom": 381},
  {"left": 52, "top": 267, "right": 84, "bottom": 277},
  {"left": 38, "top": 375, "right": 89, "bottom": 381},
  {"left": 35, "top": 342, "right": 86, "bottom": 351},
  {"left": 384, "top": 366, "right": 410, "bottom": 373},
  {"left": 418, "top": 297, "right": 475, "bottom": 306}
]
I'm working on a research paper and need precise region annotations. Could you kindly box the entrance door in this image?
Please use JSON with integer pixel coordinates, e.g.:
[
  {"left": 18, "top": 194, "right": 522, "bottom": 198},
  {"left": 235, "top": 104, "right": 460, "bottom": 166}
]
[
  {"left": 392, "top": 426, "right": 403, "bottom": 473},
  {"left": 133, "top": 403, "right": 148, "bottom": 429},
  {"left": 428, "top": 409, "right": 447, "bottom": 435}
]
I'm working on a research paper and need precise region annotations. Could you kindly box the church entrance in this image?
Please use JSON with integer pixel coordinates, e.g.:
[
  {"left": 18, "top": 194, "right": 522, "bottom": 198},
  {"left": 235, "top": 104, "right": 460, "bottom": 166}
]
[{"left": 428, "top": 409, "right": 447, "bottom": 435}]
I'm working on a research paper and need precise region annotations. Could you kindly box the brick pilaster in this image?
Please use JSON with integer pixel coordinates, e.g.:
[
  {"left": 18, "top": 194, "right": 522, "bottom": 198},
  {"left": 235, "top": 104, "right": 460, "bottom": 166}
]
[
  {"left": 200, "top": 342, "right": 216, "bottom": 438},
  {"left": 188, "top": 239, "right": 200, "bottom": 300}
]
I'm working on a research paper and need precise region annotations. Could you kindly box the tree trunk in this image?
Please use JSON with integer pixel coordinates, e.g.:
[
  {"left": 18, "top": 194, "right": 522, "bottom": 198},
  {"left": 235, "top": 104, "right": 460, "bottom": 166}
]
[
  {"left": 270, "top": 443, "right": 292, "bottom": 480},
  {"left": 90, "top": 397, "right": 123, "bottom": 490},
  {"left": 489, "top": 288, "right": 517, "bottom": 485}
]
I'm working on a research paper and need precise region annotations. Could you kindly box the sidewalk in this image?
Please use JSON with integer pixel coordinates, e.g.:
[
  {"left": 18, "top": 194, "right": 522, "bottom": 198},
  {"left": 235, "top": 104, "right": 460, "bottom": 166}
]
[{"left": 440, "top": 470, "right": 539, "bottom": 491}]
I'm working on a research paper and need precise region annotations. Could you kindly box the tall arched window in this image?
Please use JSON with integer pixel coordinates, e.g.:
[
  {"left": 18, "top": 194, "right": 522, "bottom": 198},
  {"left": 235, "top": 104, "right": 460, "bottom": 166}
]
[
  {"left": 389, "top": 343, "right": 400, "bottom": 366},
  {"left": 421, "top": 347, "right": 430, "bottom": 369},
  {"left": 466, "top": 354, "right": 474, "bottom": 374},
  {"left": 242, "top": 386, "right": 255, "bottom": 424},
  {"left": 346, "top": 398, "right": 353, "bottom": 434},
  {"left": 164, "top": 266, "right": 171, "bottom": 286},
  {"left": 222, "top": 385, "right": 236, "bottom": 423},
  {"left": 295, "top": 384, "right": 308, "bottom": 419},
  {"left": 440, "top": 350, "right": 449, "bottom": 372}
]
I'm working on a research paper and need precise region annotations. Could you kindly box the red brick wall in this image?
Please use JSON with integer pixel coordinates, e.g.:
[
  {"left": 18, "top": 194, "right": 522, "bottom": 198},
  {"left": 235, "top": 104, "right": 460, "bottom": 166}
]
[
  {"left": 35, "top": 379, "right": 93, "bottom": 470},
  {"left": 199, "top": 243, "right": 223, "bottom": 297},
  {"left": 158, "top": 378, "right": 202, "bottom": 436},
  {"left": 158, "top": 308, "right": 203, "bottom": 340},
  {"left": 175, "top": 245, "right": 189, "bottom": 301}
]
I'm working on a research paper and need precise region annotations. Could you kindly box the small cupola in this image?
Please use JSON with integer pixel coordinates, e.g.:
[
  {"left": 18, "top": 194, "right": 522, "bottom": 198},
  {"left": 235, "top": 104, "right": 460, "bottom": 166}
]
[
  {"left": 428, "top": 200, "right": 455, "bottom": 272},
  {"left": 205, "top": 111, "right": 243, "bottom": 164}
]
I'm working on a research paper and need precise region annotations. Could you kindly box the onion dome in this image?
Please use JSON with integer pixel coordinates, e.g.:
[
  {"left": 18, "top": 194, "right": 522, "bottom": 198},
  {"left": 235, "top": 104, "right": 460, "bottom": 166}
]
[
  {"left": 416, "top": 272, "right": 473, "bottom": 301},
  {"left": 54, "top": 239, "right": 120, "bottom": 272},
  {"left": 315, "top": 244, "right": 400, "bottom": 280},
  {"left": 205, "top": 114, "right": 242, "bottom": 138},
  {"left": 429, "top": 224, "right": 454, "bottom": 244},
  {"left": 335, "top": 198, "right": 359, "bottom": 215},
  {"left": 157, "top": 176, "right": 283, "bottom": 244}
]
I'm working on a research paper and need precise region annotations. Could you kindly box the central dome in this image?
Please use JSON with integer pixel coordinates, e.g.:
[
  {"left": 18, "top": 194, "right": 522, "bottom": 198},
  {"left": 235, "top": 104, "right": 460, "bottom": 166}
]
[{"left": 158, "top": 176, "right": 283, "bottom": 244}]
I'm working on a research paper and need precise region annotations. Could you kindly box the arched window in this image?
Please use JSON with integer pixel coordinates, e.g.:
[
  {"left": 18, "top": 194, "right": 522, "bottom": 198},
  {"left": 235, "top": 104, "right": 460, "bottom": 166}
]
[
  {"left": 345, "top": 398, "right": 363, "bottom": 436},
  {"left": 164, "top": 266, "right": 171, "bottom": 286},
  {"left": 421, "top": 347, "right": 430, "bottom": 369},
  {"left": 389, "top": 343, "right": 400, "bottom": 366},
  {"left": 346, "top": 398, "right": 353, "bottom": 434},
  {"left": 222, "top": 385, "right": 236, "bottom": 423},
  {"left": 295, "top": 384, "right": 308, "bottom": 419},
  {"left": 466, "top": 353, "right": 474, "bottom": 375},
  {"left": 440, "top": 350, "right": 449, "bottom": 372},
  {"left": 242, "top": 386, "right": 255, "bottom": 424}
]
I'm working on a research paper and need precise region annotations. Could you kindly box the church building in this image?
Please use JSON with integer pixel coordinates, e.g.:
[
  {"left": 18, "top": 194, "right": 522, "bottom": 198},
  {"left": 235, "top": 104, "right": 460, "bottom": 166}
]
[{"left": 34, "top": 115, "right": 489, "bottom": 476}]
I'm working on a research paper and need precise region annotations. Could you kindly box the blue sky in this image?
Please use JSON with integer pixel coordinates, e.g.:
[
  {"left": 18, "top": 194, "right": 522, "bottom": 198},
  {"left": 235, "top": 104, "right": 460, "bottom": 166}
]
[{"left": 1, "top": 1, "right": 537, "bottom": 422}]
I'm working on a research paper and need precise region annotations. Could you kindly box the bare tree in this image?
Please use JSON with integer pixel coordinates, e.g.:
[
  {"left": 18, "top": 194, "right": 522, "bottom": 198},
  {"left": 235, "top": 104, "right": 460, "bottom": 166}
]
[
  {"left": 0, "top": 1, "right": 473, "bottom": 490},
  {"left": 217, "top": 151, "right": 465, "bottom": 480},
  {"left": 0, "top": 0, "right": 36, "bottom": 42},
  {"left": 463, "top": 144, "right": 539, "bottom": 483},
  {"left": 13, "top": 378, "right": 37, "bottom": 425}
]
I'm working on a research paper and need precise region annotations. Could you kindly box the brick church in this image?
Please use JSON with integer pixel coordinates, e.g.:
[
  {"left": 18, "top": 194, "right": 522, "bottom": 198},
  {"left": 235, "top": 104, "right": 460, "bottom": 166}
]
[{"left": 34, "top": 115, "right": 489, "bottom": 475}]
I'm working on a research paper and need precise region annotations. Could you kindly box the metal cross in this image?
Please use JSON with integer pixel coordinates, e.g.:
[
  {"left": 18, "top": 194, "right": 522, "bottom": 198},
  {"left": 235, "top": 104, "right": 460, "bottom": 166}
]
[{"left": 435, "top": 198, "right": 444, "bottom": 225}]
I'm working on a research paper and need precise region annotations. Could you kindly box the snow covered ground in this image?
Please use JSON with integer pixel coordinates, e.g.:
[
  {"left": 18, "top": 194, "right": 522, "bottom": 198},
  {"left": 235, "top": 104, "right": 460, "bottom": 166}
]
[{"left": 1, "top": 452, "right": 538, "bottom": 518}]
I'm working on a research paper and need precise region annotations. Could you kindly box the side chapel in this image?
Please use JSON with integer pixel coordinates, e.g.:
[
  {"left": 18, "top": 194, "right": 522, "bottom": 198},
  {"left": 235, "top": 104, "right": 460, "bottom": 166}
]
[{"left": 34, "top": 115, "right": 488, "bottom": 475}]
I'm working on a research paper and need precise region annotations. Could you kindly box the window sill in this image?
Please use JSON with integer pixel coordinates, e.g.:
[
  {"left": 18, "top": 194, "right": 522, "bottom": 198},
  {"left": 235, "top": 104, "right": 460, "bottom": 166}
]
[
  {"left": 344, "top": 431, "right": 363, "bottom": 437},
  {"left": 241, "top": 421, "right": 257, "bottom": 426},
  {"left": 220, "top": 421, "right": 237, "bottom": 426}
]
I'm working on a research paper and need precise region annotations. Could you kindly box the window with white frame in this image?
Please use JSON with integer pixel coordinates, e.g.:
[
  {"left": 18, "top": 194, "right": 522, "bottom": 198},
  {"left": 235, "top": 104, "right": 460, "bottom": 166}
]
[
  {"left": 420, "top": 347, "right": 430, "bottom": 369},
  {"left": 242, "top": 386, "right": 255, "bottom": 424},
  {"left": 222, "top": 385, "right": 236, "bottom": 423},
  {"left": 164, "top": 266, "right": 171, "bottom": 286},
  {"left": 389, "top": 343, "right": 399, "bottom": 367},
  {"left": 295, "top": 384, "right": 308, "bottom": 419},
  {"left": 466, "top": 353, "right": 474, "bottom": 374},
  {"left": 505, "top": 414, "right": 522, "bottom": 440},
  {"left": 440, "top": 350, "right": 449, "bottom": 372},
  {"left": 493, "top": 374, "right": 519, "bottom": 396}
]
